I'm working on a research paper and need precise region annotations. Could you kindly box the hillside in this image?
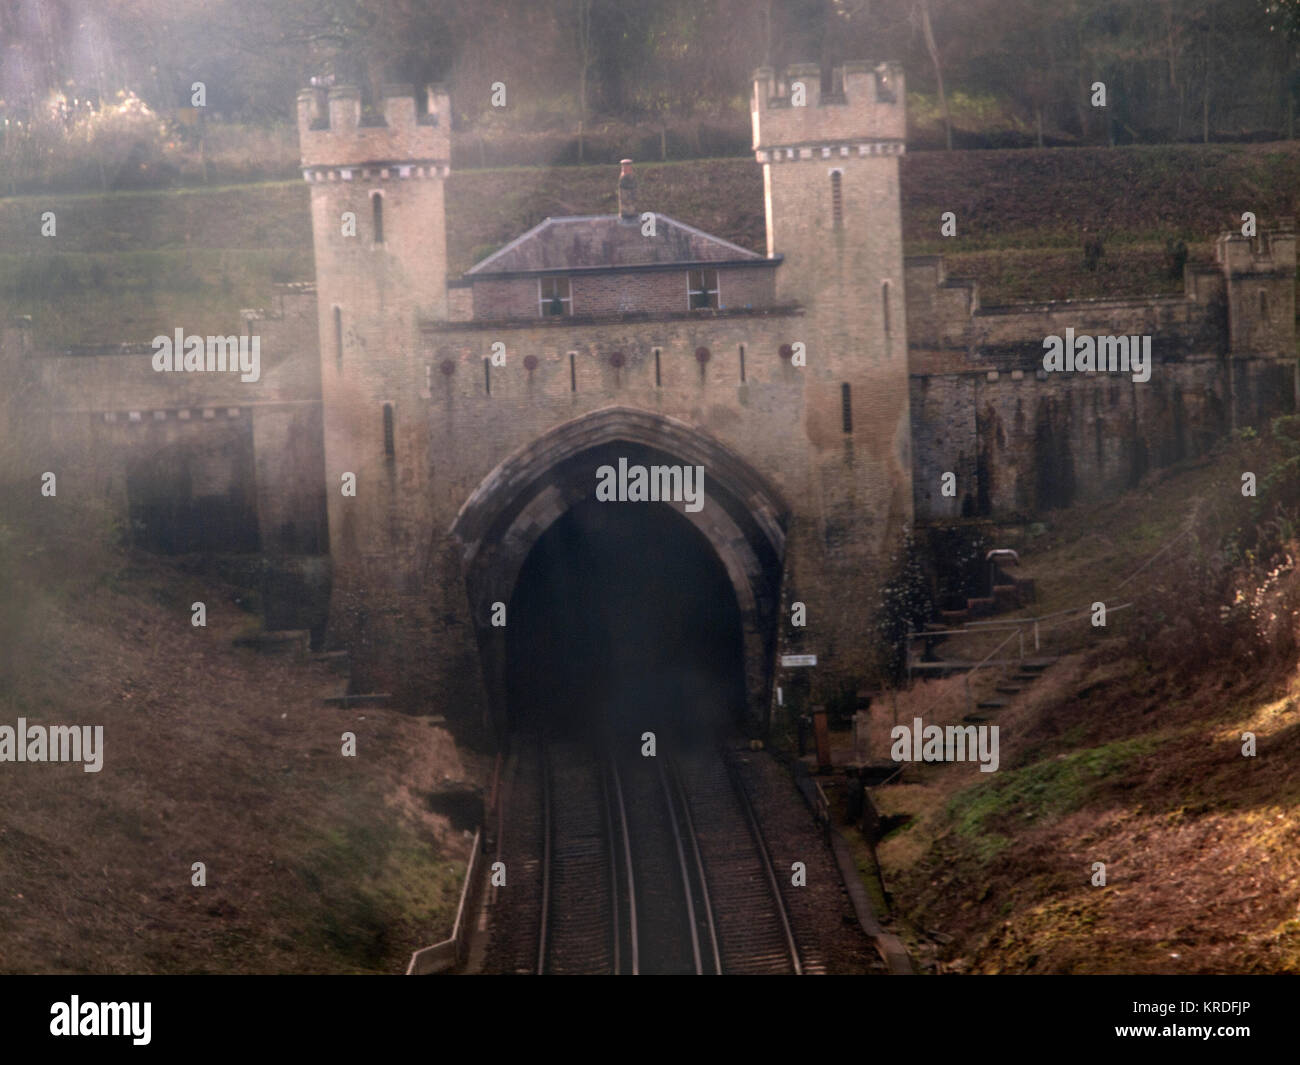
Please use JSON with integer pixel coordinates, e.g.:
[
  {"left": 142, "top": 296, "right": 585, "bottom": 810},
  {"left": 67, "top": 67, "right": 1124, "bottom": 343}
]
[
  {"left": 865, "top": 435, "right": 1300, "bottom": 974},
  {"left": 4, "top": 140, "right": 1300, "bottom": 345},
  {"left": 0, "top": 508, "right": 480, "bottom": 974}
]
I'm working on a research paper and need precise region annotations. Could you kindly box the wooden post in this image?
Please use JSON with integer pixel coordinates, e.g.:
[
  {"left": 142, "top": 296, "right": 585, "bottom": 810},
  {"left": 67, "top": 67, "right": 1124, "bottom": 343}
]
[{"left": 812, "top": 706, "right": 831, "bottom": 774}]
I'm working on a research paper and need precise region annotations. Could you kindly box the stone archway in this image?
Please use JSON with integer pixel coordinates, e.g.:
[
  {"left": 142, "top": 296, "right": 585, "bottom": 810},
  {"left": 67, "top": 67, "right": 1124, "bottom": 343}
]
[{"left": 449, "top": 406, "right": 790, "bottom": 734}]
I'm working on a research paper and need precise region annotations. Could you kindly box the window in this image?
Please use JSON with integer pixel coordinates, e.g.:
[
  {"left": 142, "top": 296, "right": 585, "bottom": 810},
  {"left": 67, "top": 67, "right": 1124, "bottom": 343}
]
[
  {"left": 382, "top": 403, "right": 394, "bottom": 458},
  {"left": 881, "top": 281, "right": 891, "bottom": 338},
  {"left": 841, "top": 383, "right": 853, "bottom": 434},
  {"left": 539, "top": 276, "right": 572, "bottom": 317},
  {"left": 688, "top": 269, "right": 719, "bottom": 310},
  {"left": 333, "top": 307, "right": 343, "bottom": 369},
  {"left": 739, "top": 343, "right": 746, "bottom": 382},
  {"left": 1260, "top": 289, "right": 1269, "bottom": 318},
  {"left": 830, "top": 170, "right": 843, "bottom": 230},
  {"left": 653, "top": 347, "right": 661, "bottom": 387},
  {"left": 371, "top": 192, "right": 384, "bottom": 244}
]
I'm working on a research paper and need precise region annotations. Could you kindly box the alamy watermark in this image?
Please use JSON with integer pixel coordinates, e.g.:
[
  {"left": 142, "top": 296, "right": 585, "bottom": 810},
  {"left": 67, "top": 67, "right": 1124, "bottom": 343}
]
[
  {"left": 50, "top": 997, "right": 150, "bottom": 1045},
  {"left": 890, "top": 717, "right": 999, "bottom": 773},
  {"left": 152, "top": 329, "right": 261, "bottom": 383},
  {"left": 0, "top": 718, "right": 103, "bottom": 772},
  {"left": 595, "top": 457, "right": 704, "bottom": 513},
  {"left": 1042, "top": 328, "right": 1151, "bottom": 383}
]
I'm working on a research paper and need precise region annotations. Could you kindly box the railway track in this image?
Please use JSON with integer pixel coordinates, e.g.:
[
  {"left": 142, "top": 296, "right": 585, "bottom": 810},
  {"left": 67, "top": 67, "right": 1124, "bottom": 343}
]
[
  {"left": 669, "top": 749, "right": 802, "bottom": 974},
  {"left": 611, "top": 750, "right": 707, "bottom": 974},
  {"left": 487, "top": 733, "right": 805, "bottom": 975},
  {"left": 537, "top": 739, "right": 623, "bottom": 974}
]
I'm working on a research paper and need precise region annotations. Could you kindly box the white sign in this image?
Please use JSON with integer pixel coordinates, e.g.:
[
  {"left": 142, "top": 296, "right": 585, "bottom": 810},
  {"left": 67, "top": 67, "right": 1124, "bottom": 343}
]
[{"left": 781, "top": 654, "right": 817, "bottom": 668}]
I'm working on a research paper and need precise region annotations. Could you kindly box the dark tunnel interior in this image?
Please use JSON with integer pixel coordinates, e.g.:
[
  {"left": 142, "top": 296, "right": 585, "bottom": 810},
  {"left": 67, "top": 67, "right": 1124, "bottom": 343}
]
[{"left": 505, "top": 497, "right": 746, "bottom": 743}]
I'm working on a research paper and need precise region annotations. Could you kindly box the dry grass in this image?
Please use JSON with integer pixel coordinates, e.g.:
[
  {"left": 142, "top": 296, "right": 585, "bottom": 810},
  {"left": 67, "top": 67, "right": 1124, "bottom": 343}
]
[
  {"left": 0, "top": 515, "right": 479, "bottom": 974},
  {"left": 872, "top": 438, "right": 1300, "bottom": 973}
]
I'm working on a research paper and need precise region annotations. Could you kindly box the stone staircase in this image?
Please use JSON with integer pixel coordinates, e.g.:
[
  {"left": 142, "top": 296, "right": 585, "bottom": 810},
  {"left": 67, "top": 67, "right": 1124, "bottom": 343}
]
[
  {"left": 966, "top": 658, "right": 1053, "bottom": 722},
  {"left": 911, "top": 555, "right": 1038, "bottom": 676}
]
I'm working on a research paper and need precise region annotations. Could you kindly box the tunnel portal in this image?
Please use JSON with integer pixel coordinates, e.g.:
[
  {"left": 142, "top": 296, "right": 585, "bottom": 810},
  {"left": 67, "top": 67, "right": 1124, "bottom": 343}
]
[{"left": 505, "top": 497, "right": 746, "bottom": 741}]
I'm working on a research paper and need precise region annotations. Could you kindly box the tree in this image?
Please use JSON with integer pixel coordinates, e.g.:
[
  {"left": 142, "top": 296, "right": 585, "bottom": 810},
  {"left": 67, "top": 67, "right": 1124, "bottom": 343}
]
[
  {"left": 912, "top": 0, "right": 952, "bottom": 149},
  {"left": 575, "top": 0, "right": 593, "bottom": 160},
  {"left": 1262, "top": 0, "right": 1300, "bottom": 136}
]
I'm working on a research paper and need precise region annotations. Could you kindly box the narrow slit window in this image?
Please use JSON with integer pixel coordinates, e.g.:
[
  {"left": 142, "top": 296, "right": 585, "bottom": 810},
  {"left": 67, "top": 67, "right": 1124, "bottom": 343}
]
[
  {"left": 688, "top": 269, "right": 719, "bottom": 310},
  {"left": 382, "top": 403, "right": 395, "bottom": 458},
  {"left": 654, "top": 347, "right": 662, "bottom": 387},
  {"left": 841, "top": 383, "right": 853, "bottom": 434},
  {"left": 540, "top": 277, "right": 572, "bottom": 317},
  {"left": 739, "top": 343, "right": 746, "bottom": 382},
  {"left": 333, "top": 307, "right": 343, "bottom": 369},
  {"left": 371, "top": 192, "right": 384, "bottom": 244},
  {"left": 569, "top": 351, "right": 576, "bottom": 392},
  {"left": 1260, "top": 289, "right": 1269, "bottom": 317},
  {"left": 830, "top": 170, "right": 843, "bottom": 230},
  {"left": 881, "top": 281, "right": 891, "bottom": 338},
  {"left": 484, "top": 357, "right": 491, "bottom": 394}
]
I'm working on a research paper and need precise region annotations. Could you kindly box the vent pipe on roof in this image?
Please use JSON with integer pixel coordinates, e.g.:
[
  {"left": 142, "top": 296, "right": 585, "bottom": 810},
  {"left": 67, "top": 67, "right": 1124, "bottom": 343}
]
[{"left": 618, "top": 158, "right": 638, "bottom": 223}]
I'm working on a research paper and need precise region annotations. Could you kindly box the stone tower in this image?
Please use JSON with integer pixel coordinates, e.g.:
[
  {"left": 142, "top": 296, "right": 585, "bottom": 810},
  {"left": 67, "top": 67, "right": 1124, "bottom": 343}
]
[
  {"left": 751, "top": 62, "right": 914, "bottom": 684},
  {"left": 1217, "top": 224, "right": 1297, "bottom": 358},
  {"left": 297, "top": 83, "right": 451, "bottom": 679}
]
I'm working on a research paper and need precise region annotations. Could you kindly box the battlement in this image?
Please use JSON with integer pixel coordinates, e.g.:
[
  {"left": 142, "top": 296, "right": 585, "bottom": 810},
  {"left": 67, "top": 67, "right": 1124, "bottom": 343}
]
[
  {"left": 1215, "top": 223, "right": 1297, "bottom": 276},
  {"left": 752, "top": 60, "right": 905, "bottom": 155},
  {"left": 297, "top": 83, "right": 450, "bottom": 169}
]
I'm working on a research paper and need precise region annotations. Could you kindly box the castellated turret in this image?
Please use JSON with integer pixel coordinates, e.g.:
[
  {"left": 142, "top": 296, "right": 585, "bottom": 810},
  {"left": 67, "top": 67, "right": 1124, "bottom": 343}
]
[
  {"left": 748, "top": 59, "right": 915, "bottom": 670},
  {"left": 296, "top": 82, "right": 453, "bottom": 651},
  {"left": 1216, "top": 222, "right": 1297, "bottom": 357},
  {"left": 297, "top": 83, "right": 450, "bottom": 169},
  {"left": 747, "top": 60, "right": 909, "bottom": 375},
  {"left": 751, "top": 60, "right": 905, "bottom": 157}
]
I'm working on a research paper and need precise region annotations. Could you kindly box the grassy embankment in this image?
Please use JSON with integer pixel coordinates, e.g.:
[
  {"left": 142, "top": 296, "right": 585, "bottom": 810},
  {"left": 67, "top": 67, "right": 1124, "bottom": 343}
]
[
  {"left": 0, "top": 489, "right": 479, "bottom": 973},
  {"left": 5, "top": 140, "right": 1300, "bottom": 345},
  {"left": 860, "top": 436, "right": 1300, "bottom": 974}
]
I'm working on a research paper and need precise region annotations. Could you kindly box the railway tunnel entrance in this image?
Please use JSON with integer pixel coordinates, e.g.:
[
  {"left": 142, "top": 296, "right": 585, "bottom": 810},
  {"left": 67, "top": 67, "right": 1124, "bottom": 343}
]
[
  {"left": 505, "top": 496, "right": 745, "bottom": 738},
  {"left": 450, "top": 407, "right": 790, "bottom": 740}
]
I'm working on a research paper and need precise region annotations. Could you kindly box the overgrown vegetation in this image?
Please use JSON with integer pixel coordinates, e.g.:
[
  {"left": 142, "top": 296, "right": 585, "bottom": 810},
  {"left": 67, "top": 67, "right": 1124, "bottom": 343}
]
[
  {"left": 6, "top": 1, "right": 1300, "bottom": 173},
  {"left": 873, "top": 427, "right": 1300, "bottom": 974},
  {"left": 1130, "top": 417, "right": 1300, "bottom": 678},
  {"left": 875, "top": 530, "right": 934, "bottom": 684}
]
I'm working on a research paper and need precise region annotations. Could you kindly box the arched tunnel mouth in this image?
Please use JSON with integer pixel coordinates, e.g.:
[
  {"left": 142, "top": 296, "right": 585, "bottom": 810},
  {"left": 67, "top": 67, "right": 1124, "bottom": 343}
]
[{"left": 505, "top": 496, "right": 747, "bottom": 744}]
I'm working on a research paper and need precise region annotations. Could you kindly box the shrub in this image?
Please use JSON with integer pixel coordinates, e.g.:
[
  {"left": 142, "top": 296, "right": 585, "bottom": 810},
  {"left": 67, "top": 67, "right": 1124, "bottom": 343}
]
[{"left": 875, "top": 529, "right": 934, "bottom": 683}]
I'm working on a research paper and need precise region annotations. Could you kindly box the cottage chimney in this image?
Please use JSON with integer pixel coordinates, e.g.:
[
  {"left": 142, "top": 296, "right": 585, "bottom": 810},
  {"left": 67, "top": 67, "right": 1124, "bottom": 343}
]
[{"left": 618, "top": 159, "right": 637, "bottom": 222}]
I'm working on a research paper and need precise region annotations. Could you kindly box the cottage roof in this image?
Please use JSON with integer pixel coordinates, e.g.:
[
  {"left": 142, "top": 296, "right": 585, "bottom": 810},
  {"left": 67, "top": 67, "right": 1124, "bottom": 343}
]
[{"left": 465, "top": 214, "right": 765, "bottom": 276}]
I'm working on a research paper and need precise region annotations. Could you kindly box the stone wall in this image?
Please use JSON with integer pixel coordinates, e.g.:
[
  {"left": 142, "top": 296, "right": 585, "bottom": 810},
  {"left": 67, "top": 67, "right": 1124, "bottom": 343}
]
[
  {"left": 10, "top": 283, "right": 326, "bottom": 558},
  {"left": 910, "top": 358, "right": 1294, "bottom": 520},
  {"left": 906, "top": 227, "right": 1298, "bottom": 521}
]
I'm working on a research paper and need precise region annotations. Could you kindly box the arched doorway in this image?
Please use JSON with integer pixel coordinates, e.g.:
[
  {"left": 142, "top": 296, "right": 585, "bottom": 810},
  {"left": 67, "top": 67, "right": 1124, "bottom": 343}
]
[{"left": 449, "top": 407, "right": 789, "bottom": 738}]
